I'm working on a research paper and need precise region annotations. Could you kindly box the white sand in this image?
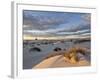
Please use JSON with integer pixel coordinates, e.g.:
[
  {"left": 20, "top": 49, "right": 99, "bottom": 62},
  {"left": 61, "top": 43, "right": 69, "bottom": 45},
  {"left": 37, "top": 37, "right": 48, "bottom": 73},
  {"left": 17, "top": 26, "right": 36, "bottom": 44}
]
[{"left": 33, "top": 55, "right": 90, "bottom": 68}]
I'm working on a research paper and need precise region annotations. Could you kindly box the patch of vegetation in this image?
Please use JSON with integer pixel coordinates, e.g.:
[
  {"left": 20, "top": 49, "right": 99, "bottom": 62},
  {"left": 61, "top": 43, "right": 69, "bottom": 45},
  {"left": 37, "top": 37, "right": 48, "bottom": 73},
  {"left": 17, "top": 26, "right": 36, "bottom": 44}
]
[
  {"left": 54, "top": 47, "right": 62, "bottom": 51},
  {"left": 29, "top": 47, "right": 41, "bottom": 52},
  {"left": 63, "top": 47, "right": 89, "bottom": 63}
]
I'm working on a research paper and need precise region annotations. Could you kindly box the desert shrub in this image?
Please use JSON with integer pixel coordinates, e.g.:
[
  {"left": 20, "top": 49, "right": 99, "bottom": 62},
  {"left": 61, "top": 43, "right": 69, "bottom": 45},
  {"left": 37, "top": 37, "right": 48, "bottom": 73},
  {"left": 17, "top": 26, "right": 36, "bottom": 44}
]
[
  {"left": 29, "top": 47, "right": 41, "bottom": 52},
  {"left": 54, "top": 47, "right": 62, "bottom": 51},
  {"left": 63, "top": 47, "right": 88, "bottom": 62},
  {"left": 67, "top": 47, "right": 87, "bottom": 55}
]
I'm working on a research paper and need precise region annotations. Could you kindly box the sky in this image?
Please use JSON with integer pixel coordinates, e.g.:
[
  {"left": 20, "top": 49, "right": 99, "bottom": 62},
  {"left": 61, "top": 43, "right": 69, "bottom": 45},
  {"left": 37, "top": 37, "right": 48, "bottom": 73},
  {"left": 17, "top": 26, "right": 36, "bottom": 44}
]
[{"left": 23, "top": 10, "right": 91, "bottom": 40}]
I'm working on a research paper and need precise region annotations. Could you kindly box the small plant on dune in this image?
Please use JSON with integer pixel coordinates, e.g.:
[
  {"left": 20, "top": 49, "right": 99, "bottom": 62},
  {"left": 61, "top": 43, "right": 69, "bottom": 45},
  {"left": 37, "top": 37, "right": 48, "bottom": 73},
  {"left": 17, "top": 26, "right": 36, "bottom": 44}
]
[
  {"left": 64, "top": 52, "right": 79, "bottom": 64},
  {"left": 29, "top": 47, "right": 41, "bottom": 52},
  {"left": 54, "top": 47, "right": 62, "bottom": 51},
  {"left": 63, "top": 47, "right": 88, "bottom": 64},
  {"left": 68, "top": 47, "right": 87, "bottom": 55}
]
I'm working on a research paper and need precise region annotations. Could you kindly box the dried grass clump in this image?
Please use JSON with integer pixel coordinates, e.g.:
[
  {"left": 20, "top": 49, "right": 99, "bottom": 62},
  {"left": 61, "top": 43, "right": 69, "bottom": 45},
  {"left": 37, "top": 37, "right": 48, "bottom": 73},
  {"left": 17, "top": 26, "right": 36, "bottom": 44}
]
[
  {"left": 63, "top": 47, "right": 88, "bottom": 64},
  {"left": 68, "top": 47, "right": 87, "bottom": 55}
]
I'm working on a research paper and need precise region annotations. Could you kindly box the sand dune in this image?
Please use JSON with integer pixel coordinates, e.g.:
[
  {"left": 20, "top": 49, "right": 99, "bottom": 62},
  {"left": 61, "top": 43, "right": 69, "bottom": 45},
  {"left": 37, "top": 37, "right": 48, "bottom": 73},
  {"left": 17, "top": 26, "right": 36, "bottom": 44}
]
[
  {"left": 33, "top": 55, "right": 90, "bottom": 68},
  {"left": 23, "top": 39, "right": 90, "bottom": 69}
]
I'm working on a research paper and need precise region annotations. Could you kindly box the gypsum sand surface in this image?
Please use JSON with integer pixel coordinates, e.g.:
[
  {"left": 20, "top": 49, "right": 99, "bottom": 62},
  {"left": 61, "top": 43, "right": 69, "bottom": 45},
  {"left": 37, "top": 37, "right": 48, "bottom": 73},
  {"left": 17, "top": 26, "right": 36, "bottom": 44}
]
[{"left": 33, "top": 47, "right": 90, "bottom": 68}]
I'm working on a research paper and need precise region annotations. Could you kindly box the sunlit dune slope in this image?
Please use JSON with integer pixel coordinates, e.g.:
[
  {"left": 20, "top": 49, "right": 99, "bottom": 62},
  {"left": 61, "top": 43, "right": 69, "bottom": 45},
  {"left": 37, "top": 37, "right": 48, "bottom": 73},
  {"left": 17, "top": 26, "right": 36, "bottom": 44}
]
[{"left": 33, "top": 55, "right": 90, "bottom": 68}]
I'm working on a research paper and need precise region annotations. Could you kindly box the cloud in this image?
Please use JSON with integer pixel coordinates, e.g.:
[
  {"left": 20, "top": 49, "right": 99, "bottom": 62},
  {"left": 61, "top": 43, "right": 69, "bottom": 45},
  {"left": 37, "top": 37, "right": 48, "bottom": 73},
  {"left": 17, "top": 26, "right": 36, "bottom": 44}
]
[
  {"left": 23, "top": 10, "right": 69, "bottom": 30},
  {"left": 23, "top": 10, "right": 91, "bottom": 39},
  {"left": 24, "top": 28, "right": 90, "bottom": 38},
  {"left": 56, "top": 29, "right": 90, "bottom": 35}
]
